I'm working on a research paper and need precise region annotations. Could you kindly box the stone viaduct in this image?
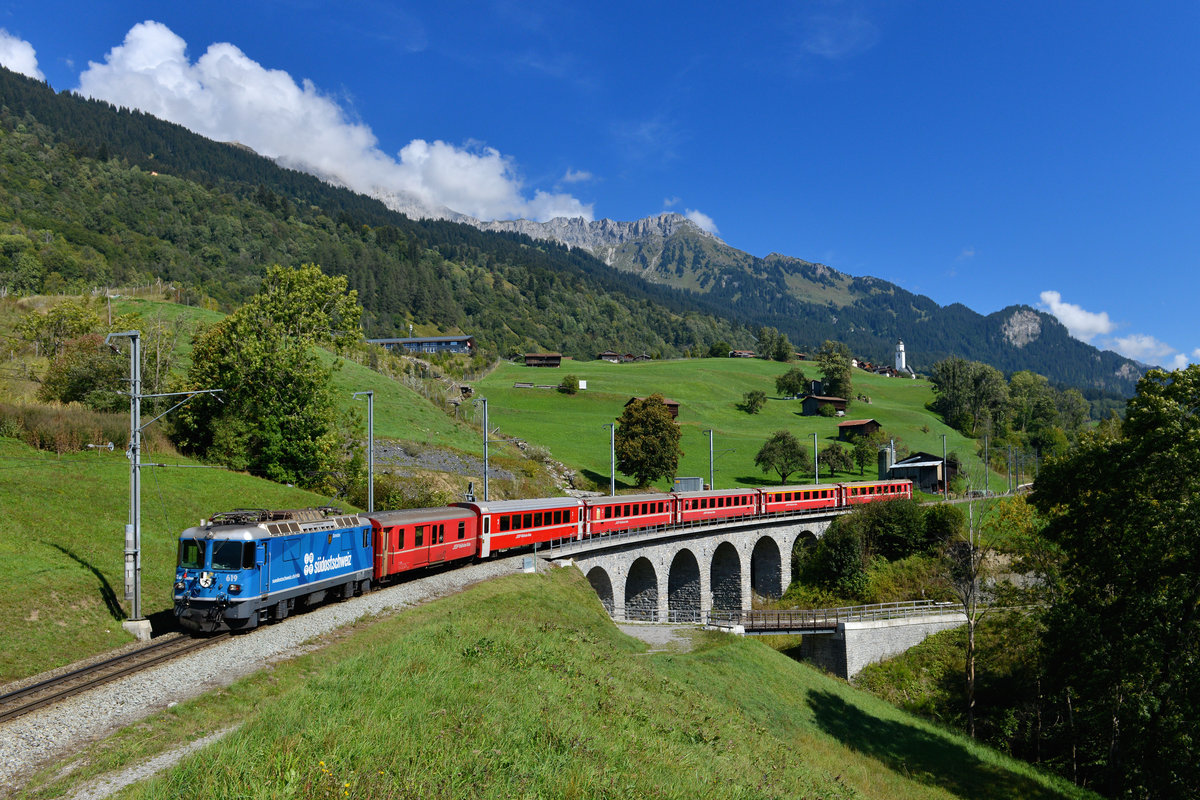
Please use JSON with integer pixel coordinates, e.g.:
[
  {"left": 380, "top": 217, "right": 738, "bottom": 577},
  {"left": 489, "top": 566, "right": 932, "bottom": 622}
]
[
  {"left": 546, "top": 511, "right": 968, "bottom": 679},
  {"left": 548, "top": 514, "right": 835, "bottom": 621}
]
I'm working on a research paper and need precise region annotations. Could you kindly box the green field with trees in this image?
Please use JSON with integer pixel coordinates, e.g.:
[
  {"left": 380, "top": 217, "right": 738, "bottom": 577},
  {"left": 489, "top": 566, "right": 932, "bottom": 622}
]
[{"left": 474, "top": 357, "right": 989, "bottom": 493}]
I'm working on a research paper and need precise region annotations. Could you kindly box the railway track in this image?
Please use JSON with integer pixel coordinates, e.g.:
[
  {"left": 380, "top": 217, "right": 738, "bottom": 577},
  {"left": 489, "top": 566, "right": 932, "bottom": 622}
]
[{"left": 0, "top": 633, "right": 230, "bottom": 724}]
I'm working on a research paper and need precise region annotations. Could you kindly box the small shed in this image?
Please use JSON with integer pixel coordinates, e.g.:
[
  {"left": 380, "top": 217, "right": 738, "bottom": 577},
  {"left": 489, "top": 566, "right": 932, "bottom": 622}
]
[
  {"left": 524, "top": 353, "right": 562, "bottom": 368},
  {"left": 837, "top": 418, "right": 882, "bottom": 441},
  {"left": 729, "top": 350, "right": 755, "bottom": 358},
  {"left": 598, "top": 350, "right": 621, "bottom": 363},
  {"left": 625, "top": 396, "right": 681, "bottom": 420},
  {"left": 801, "top": 395, "right": 848, "bottom": 416},
  {"left": 887, "top": 451, "right": 956, "bottom": 494}
]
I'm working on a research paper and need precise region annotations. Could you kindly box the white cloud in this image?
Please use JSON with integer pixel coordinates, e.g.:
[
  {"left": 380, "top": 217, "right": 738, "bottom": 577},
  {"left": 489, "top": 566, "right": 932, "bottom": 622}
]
[
  {"left": 663, "top": 196, "right": 681, "bottom": 208},
  {"left": 1107, "top": 333, "right": 1176, "bottom": 364},
  {"left": 0, "top": 28, "right": 44, "bottom": 81},
  {"left": 957, "top": 247, "right": 975, "bottom": 261},
  {"left": 1038, "top": 290, "right": 1116, "bottom": 342},
  {"left": 75, "top": 21, "right": 591, "bottom": 223},
  {"left": 800, "top": 11, "right": 880, "bottom": 60},
  {"left": 1038, "top": 290, "right": 1196, "bottom": 367},
  {"left": 561, "top": 168, "right": 592, "bottom": 184},
  {"left": 685, "top": 208, "right": 719, "bottom": 236}
]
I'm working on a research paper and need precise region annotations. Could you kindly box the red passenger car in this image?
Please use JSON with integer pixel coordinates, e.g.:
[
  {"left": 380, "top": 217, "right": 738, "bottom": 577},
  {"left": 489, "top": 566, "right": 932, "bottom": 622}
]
[
  {"left": 369, "top": 507, "right": 479, "bottom": 582},
  {"left": 454, "top": 497, "right": 583, "bottom": 556},
  {"left": 674, "top": 488, "right": 760, "bottom": 525},
  {"left": 759, "top": 483, "right": 841, "bottom": 515},
  {"left": 839, "top": 479, "right": 912, "bottom": 505},
  {"left": 583, "top": 493, "right": 675, "bottom": 537}
]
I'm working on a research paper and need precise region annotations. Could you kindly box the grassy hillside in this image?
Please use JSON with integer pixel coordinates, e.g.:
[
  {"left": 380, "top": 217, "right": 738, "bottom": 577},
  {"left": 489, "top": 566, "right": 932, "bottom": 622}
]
[
  {"left": 16, "top": 566, "right": 1094, "bottom": 800},
  {"left": 474, "top": 358, "right": 992, "bottom": 492},
  {"left": 0, "top": 437, "right": 347, "bottom": 682}
]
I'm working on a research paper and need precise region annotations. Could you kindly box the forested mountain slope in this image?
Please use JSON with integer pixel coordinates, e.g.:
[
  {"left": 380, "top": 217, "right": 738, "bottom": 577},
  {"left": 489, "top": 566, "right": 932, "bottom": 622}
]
[
  {"left": 0, "top": 67, "right": 746, "bottom": 358},
  {"left": 0, "top": 66, "right": 1143, "bottom": 394}
]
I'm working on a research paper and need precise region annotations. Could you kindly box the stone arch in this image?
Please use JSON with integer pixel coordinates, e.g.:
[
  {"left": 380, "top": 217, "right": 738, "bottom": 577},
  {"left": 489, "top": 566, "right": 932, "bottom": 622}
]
[
  {"left": 791, "top": 530, "right": 819, "bottom": 578},
  {"left": 625, "top": 557, "right": 659, "bottom": 620},
  {"left": 586, "top": 566, "right": 614, "bottom": 614},
  {"left": 667, "top": 549, "right": 701, "bottom": 620},
  {"left": 750, "top": 537, "right": 783, "bottom": 600},
  {"left": 710, "top": 541, "right": 742, "bottom": 611}
]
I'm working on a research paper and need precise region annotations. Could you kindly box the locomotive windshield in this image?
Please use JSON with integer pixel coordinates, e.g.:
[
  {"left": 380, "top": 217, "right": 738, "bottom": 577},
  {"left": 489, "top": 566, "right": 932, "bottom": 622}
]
[
  {"left": 178, "top": 539, "right": 205, "bottom": 570},
  {"left": 211, "top": 541, "right": 255, "bottom": 571}
]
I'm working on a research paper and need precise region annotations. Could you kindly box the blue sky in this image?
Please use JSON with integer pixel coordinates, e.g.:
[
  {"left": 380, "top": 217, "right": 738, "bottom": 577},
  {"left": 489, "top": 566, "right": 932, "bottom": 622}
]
[{"left": 2, "top": 2, "right": 1198, "bottom": 369}]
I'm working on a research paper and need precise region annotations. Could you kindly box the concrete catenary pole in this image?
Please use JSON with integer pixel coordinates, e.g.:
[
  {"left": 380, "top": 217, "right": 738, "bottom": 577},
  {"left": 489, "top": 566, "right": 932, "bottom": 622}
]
[
  {"left": 604, "top": 423, "right": 615, "bottom": 496},
  {"left": 353, "top": 391, "right": 374, "bottom": 513}
]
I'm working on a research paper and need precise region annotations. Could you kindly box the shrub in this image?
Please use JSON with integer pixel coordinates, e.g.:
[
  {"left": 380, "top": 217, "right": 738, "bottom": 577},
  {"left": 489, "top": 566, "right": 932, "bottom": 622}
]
[
  {"left": 0, "top": 401, "right": 174, "bottom": 454},
  {"left": 558, "top": 374, "right": 579, "bottom": 395}
]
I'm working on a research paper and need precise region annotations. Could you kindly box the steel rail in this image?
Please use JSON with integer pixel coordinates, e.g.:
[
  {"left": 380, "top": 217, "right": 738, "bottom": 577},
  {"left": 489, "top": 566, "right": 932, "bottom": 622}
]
[{"left": 0, "top": 633, "right": 230, "bottom": 724}]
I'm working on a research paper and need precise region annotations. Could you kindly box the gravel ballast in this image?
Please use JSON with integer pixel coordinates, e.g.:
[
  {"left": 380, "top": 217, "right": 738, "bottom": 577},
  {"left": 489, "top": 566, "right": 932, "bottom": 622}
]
[{"left": 0, "top": 555, "right": 528, "bottom": 796}]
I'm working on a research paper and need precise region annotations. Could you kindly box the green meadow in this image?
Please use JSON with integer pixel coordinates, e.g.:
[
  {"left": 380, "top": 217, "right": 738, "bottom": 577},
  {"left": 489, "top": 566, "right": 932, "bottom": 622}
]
[
  {"left": 0, "top": 438, "right": 347, "bottom": 682},
  {"left": 474, "top": 358, "right": 987, "bottom": 492},
  {"left": 15, "top": 567, "right": 1095, "bottom": 800}
]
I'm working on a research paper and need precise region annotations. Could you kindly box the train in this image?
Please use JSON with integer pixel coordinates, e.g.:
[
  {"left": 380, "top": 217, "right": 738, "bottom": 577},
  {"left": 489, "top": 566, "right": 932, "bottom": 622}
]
[{"left": 173, "top": 478, "right": 911, "bottom": 633}]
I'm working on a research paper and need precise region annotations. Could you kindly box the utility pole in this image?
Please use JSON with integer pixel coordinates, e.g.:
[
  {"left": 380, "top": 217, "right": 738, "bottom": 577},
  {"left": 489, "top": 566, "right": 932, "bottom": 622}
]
[
  {"left": 942, "top": 434, "right": 948, "bottom": 499},
  {"left": 983, "top": 435, "right": 989, "bottom": 496},
  {"left": 813, "top": 432, "right": 819, "bottom": 485},
  {"left": 107, "top": 330, "right": 219, "bottom": 641},
  {"left": 704, "top": 429, "right": 714, "bottom": 489},
  {"left": 604, "top": 423, "right": 616, "bottom": 496},
  {"left": 111, "top": 331, "right": 145, "bottom": 640},
  {"left": 476, "top": 397, "right": 490, "bottom": 501},
  {"left": 352, "top": 391, "right": 374, "bottom": 513}
]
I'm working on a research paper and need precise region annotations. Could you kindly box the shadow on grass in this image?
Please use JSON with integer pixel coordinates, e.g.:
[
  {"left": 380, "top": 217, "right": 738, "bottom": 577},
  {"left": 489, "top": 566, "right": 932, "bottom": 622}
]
[
  {"left": 50, "top": 542, "right": 125, "bottom": 621},
  {"left": 579, "top": 469, "right": 637, "bottom": 493},
  {"left": 806, "top": 688, "right": 1067, "bottom": 800},
  {"left": 734, "top": 475, "right": 791, "bottom": 487}
]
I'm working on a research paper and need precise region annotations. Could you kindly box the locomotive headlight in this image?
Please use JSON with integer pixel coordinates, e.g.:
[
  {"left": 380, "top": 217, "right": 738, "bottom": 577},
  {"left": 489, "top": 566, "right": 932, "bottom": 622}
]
[
  {"left": 199, "top": 571, "right": 214, "bottom": 589},
  {"left": 228, "top": 583, "right": 242, "bottom": 594}
]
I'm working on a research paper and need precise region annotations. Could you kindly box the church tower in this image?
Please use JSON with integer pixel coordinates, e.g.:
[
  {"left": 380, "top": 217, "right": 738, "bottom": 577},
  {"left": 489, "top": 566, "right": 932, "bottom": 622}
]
[{"left": 895, "top": 340, "right": 906, "bottom": 372}]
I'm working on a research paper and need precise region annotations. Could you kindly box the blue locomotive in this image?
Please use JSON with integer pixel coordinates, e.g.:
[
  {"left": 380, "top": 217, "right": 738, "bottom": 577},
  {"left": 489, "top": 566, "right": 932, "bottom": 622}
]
[{"left": 173, "top": 507, "right": 372, "bottom": 633}]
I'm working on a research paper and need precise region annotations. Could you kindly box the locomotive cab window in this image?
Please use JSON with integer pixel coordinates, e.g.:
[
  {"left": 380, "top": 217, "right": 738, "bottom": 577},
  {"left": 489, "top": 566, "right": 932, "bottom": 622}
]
[
  {"left": 211, "top": 540, "right": 249, "bottom": 572},
  {"left": 178, "top": 540, "right": 205, "bottom": 569}
]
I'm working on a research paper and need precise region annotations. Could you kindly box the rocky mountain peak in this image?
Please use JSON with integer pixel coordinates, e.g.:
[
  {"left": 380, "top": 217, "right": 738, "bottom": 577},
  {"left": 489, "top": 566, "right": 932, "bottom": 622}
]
[
  {"left": 1001, "top": 309, "right": 1043, "bottom": 348},
  {"left": 470, "top": 212, "right": 721, "bottom": 252}
]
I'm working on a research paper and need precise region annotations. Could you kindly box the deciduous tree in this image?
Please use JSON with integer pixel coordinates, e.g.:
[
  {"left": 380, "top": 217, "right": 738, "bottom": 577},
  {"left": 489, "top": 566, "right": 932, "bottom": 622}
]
[
  {"left": 819, "top": 441, "right": 853, "bottom": 477},
  {"left": 775, "top": 366, "right": 808, "bottom": 398},
  {"left": 1032, "top": 365, "right": 1200, "bottom": 798},
  {"left": 171, "top": 264, "right": 364, "bottom": 491},
  {"left": 754, "top": 430, "right": 811, "bottom": 484},
  {"left": 614, "top": 393, "right": 682, "bottom": 488},
  {"left": 815, "top": 340, "right": 853, "bottom": 400},
  {"left": 739, "top": 390, "right": 766, "bottom": 414}
]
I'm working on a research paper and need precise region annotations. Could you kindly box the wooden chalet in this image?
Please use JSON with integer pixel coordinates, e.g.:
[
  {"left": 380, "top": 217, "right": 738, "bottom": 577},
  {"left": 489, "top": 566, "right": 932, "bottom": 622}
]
[
  {"left": 523, "top": 352, "right": 562, "bottom": 368},
  {"left": 801, "top": 395, "right": 848, "bottom": 416},
  {"left": 837, "top": 418, "right": 882, "bottom": 441}
]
